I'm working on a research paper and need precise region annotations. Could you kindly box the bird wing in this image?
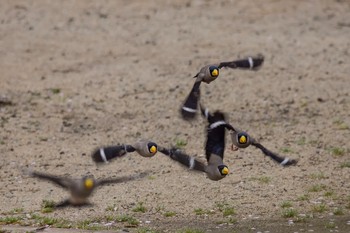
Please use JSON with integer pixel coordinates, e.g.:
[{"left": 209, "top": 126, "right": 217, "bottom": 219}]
[
  {"left": 181, "top": 81, "right": 201, "bottom": 120},
  {"left": 30, "top": 171, "right": 72, "bottom": 189},
  {"left": 218, "top": 54, "right": 264, "bottom": 70},
  {"left": 91, "top": 144, "right": 134, "bottom": 163},
  {"left": 158, "top": 147, "right": 206, "bottom": 173},
  {"left": 251, "top": 141, "right": 298, "bottom": 166}
]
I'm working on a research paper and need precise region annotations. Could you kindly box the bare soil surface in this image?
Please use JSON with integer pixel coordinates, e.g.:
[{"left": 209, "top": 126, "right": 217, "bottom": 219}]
[{"left": 1, "top": 1, "right": 349, "bottom": 232}]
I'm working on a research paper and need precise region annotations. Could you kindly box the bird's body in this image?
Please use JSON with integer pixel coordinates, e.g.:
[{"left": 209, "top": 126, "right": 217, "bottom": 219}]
[
  {"left": 159, "top": 107, "right": 231, "bottom": 181},
  {"left": 181, "top": 54, "right": 264, "bottom": 120},
  {"left": 199, "top": 104, "right": 298, "bottom": 166},
  {"left": 28, "top": 170, "right": 146, "bottom": 208},
  {"left": 229, "top": 129, "right": 298, "bottom": 166},
  {"left": 92, "top": 139, "right": 158, "bottom": 164}
]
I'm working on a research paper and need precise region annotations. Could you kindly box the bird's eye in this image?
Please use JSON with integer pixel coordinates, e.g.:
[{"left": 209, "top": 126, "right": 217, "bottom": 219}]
[
  {"left": 148, "top": 143, "right": 157, "bottom": 154},
  {"left": 84, "top": 178, "right": 94, "bottom": 189},
  {"left": 209, "top": 66, "right": 219, "bottom": 77}
]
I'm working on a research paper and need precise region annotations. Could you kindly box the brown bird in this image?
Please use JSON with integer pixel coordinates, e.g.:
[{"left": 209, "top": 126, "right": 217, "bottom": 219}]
[
  {"left": 181, "top": 54, "right": 264, "bottom": 119},
  {"left": 229, "top": 129, "right": 298, "bottom": 166},
  {"left": 159, "top": 107, "right": 233, "bottom": 181},
  {"left": 92, "top": 139, "right": 158, "bottom": 164},
  {"left": 199, "top": 104, "right": 298, "bottom": 166},
  {"left": 28, "top": 170, "right": 147, "bottom": 208}
]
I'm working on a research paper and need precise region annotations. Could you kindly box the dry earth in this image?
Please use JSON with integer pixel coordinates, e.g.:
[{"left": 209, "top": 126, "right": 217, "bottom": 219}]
[{"left": 0, "top": 0, "right": 350, "bottom": 232}]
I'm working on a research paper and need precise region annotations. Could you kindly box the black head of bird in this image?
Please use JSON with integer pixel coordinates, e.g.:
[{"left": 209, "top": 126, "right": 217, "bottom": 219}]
[
  {"left": 231, "top": 131, "right": 252, "bottom": 148},
  {"left": 209, "top": 66, "right": 219, "bottom": 78},
  {"left": 218, "top": 165, "right": 229, "bottom": 176}
]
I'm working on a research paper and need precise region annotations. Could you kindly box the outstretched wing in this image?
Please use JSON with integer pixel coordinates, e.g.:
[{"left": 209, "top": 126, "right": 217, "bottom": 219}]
[
  {"left": 181, "top": 81, "right": 201, "bottom": 120},
  {"left": 91, "top": 145, "right": 135, "bottom": 163},
  {"left": 30, "top": 171, "right": 72, "bottom": 189},
  {"left": 158, "top": 147, "right": 206, "bottom": 173},
  {"left": 251, "top": 141, "right": 298, "bottom": 166},
  {"left": 218, "top": 54, "right": 264, "bottom": 70}
]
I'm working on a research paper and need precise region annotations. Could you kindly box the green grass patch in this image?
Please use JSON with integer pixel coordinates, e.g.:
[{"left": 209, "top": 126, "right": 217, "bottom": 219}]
[
  {"left": 340, "top": 161, "right": 350, "bottom": 168},
  {"left": 164, "top": 211, "right": 176, "bottom": 217},
  {"left": 132, "top": 202, "right": 147, "bottom": 213},
  {"left": 309, "top": 172, "right": 326, "bottom": 180},
  {"left": 280, "top": 147, "right": 294, "bottom": 153},
  {"left": 280, "top": 201, "right": 293, "bottom": 208},
  {"left": 308, "top": 184, "right": 327, "bottom": 192},
  {"left": 296, "top": 137, "right": 306, "bottom": 146},
  {"left": 282, "top": 208, "right": 298, "bottom": 218},
  {"left": 115, "top": 214, "right": 139, "bottom": 226},
  {"left": 328, "top": 147, "right": 346, "bottom": 156},
  {"left": 298, "top": 194, "right": 310, "bottom": 201},
  {"left": 175, "top": 138, "right": 187, "bottom": 148},
  {"left": 0, "top": 216, "right": 23, "bottom": 224},
  {"left": 332, "top": 119, "right": 349, "bottom": 130},
  {"left": 312, "top": 203, "right": 328, "bottom": 213},
  {"left": 177, "top": 228, "right": 205, "bottom": 233},
  {"left": 333, "top": 208, "right": 344, "bottom": 216},
  {"left": 194, "top": 208, "right": 210, "bottom": 216},
  {"left": 41, "top": 199, "right": 56, "bottom": 213}
]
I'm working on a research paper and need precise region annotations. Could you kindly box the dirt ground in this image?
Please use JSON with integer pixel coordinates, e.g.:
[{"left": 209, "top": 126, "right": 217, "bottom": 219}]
[{"left": 0, "top": 0, "right": 349, "bottom": 232}]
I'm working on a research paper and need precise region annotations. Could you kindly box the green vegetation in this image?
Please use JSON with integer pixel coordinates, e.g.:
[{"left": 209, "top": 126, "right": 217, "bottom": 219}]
[
  {"left": 280, "top": 147, "right": 294, "bottom": 153},
  {"left": 176, "top": 228, "right": 205, "bottom": 233},
  {"left": 298, "top": 194, "right": 310, "bottom": 201},
  {"left": 41, "top": 199, "right": 56, "bottom": 213},
  {"left": 132, "top": 202, "right": 147, "bottom": 213},
  {"left": 309, "top": 172, "right": 326, "bottom": 180},
  {"left": 164, "top": 211, "right": 176, "bottom": 217},
  {"left": 194, "top": 208, "right": 211, "bottom": 216},
  {"left": 175, "top": 138, "right": 187, "bottom": 148},
  {"left": 280, "top": 201, "right": 293, "bottom": 208},
  {"left": 328, "top": 147, "right": 346, "bottom": 156},
  {"left": 340, "top": 161, "right": 350, "bottom": 168},
  {"left": 250, "top": 176, "right": 271, "bottom": 184},
  {"left": 49, "top": 88, "right": 61, "bottom": 94},
  {"left": 115, "top": 214, "right": 139, "bottom": 226},
  {"left": 333, "top": 208, "right": 344, "bottom": 216},
  {"left": 332, "top": 119, "right": 349, "bottom": 130},
  {"left": 308, "top": 184, "right": 327, "bottom": 192},
  {"left": 312, "top": 203, "right": 328, "bottom": 213},
  {"left": 282, "top": 208, "right": 298, "bottom": 218},
  {"left": 0, "top": 216, "right": 23, "bottom": 224}
]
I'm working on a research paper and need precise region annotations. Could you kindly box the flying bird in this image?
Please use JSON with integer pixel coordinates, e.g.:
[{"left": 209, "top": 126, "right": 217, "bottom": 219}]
[
  {"left": 28, "top": 170, "right": 147, "bottom": 208},
  {"left": 229, "top": 129, "right": 298, "bottom": 166},
  {"left": 200, "top": 104, "right": 298, "bottom": 166},
  {"left": 158, "top": 108, "right": 232, "bottom": 181},
  {"left": 92, "top": 139, "right": 158, "bottom": 164},
  {"left": 181, "top": 54, "right": 264, "bottom": 119}
]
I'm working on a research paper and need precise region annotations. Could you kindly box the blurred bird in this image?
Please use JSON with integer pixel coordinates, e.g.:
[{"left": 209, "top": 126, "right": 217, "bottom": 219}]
[
  {"left": 28, "top": 170, "right": 147, "bottom": 208},
  {"left": 181, "top": 54, "right": 264, "bottom": 119},
  {"left": 200, "top": 104, "right": 298, "bottom": 166},
  {"left": 229, "top": 129, "right": 298, "bottom": 166},
  {"left": 92, "top": 139, "right": 158, "bottom": 164},
  {"left": 159, "top": 107, "right": 232, "bottom": 181}
]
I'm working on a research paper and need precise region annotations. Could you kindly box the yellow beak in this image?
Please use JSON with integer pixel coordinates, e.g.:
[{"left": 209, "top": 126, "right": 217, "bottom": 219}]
[
  {"left": 211, "top": 69, "right": 219, "bottom": 77},
  {"left": 150, "top": 145, "right": 157, "bottom": 154},
  {"left": 239, "top": 135, "right": 247, "bottom": 144},
  {"left": 222, "top": 167, "right": 229, "bottom": 175},
  {"left": 84, "top": 178, "right": 94, "bottom": 190}
]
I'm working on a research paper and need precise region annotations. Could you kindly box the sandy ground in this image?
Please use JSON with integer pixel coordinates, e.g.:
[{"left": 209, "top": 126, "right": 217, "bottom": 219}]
[{"left": 0, "top": 0, "right": 350, "bottom": 232}]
